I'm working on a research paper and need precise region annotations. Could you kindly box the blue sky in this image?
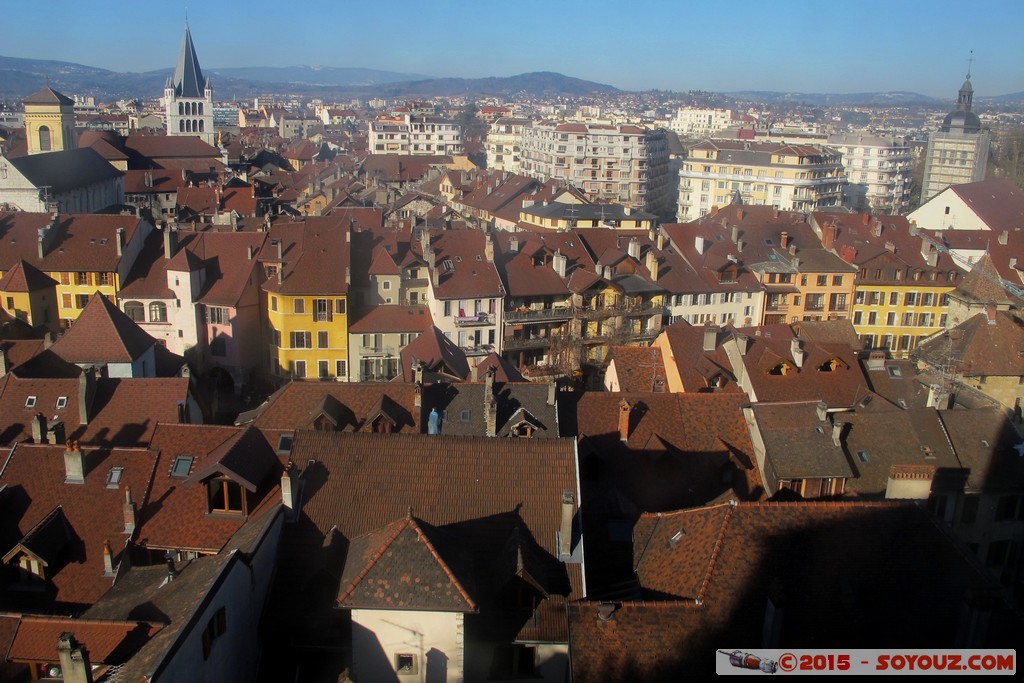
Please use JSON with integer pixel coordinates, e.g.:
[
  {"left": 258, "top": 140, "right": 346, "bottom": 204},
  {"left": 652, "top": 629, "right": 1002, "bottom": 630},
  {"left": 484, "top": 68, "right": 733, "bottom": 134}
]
[{"left": 6, "top": 0, "right": 1024, "bottom": 97}]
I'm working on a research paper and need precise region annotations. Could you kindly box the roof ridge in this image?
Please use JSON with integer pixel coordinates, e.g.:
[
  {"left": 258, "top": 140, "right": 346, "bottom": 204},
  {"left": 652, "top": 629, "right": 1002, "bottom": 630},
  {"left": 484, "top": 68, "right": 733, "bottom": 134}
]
[
  {"left": 695, "top": 505, "right": 733, "bottom": 603},
  {"left": 409, "top": 518, "right": 478, "bottom": 611}
]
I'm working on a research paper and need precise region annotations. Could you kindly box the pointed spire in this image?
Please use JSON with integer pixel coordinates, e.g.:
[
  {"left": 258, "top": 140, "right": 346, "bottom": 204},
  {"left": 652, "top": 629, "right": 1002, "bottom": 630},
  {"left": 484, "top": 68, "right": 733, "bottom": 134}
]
[{"left": 172, "top": 24, "right": 206, "bottom": 98}]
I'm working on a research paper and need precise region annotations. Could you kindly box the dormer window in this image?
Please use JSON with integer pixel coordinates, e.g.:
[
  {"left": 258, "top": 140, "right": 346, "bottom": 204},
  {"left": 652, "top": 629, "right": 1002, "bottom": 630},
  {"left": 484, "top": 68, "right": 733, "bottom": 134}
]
[
  {"left": 207, "top": 478, "right": 245, "bottom": 514},
  {"left": 768, "top": 362, "right": 792, "bottom": 376},
  {"left": 818, "top": 358, "right": 839, "bottom": 372}
]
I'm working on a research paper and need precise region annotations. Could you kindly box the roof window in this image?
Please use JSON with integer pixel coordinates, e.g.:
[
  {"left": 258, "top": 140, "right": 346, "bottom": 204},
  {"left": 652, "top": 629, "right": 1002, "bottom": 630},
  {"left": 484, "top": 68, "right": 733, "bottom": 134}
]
[
  {"left": 106, "top": 467, "right": 124, "bottom": 488},
  {"left": 25, "top": 396, "right": 37, "bottom": 409},
  {"left": 171, "top": 456, "right": 194, "bottom": 478},
  {"left": 56, "top": 396, "right": 68, "bottom": 410}
]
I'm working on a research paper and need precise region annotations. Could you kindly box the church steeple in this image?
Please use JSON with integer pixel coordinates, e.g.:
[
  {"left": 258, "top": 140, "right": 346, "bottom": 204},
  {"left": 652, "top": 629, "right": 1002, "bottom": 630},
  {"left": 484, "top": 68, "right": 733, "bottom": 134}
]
[{"left": 173, "top": 24, "right": 207, "bottom": 98}]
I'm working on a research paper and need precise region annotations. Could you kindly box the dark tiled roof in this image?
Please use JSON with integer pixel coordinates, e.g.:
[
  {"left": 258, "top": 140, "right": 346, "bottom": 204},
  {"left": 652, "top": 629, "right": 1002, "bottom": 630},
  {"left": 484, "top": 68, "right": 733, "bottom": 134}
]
[
  {"left": 337, "top": 515, "right": 477, "bottom": 612},
  {"left": 349, "top": 305, "right": 431, "bottom": 334},
  {"left": 6, "top": 148, "right": 123, "bottom": 194},
  {"left": 243, "top": 382, "right": 421, "bottom": 433},
  {"left": 569, "top": 501, "right": 1019, "bottom": 681},
  {"left": 428, "top": 381, "right": 558, "bottom": 438},
  {"left": 749, "top": 402, "right": 856, "bottom": 481},
  {"left": 607, "top": 346, "right": 668, "bottom": 392},
  {"left": 7, "top": 616, "right": 160, "bottom": 664},
  {"left": 938, "top": 408, "right": 1024, "bottom": 492},
  {"left": 50, "top": 293, "right": 155, "bottom": 364},
  {"left": 0, "top": 444, "right": 158, "bottom": 610},
  {"left": 0, "top": 212, "right": 144, "bottom": 275},
  {"left": 23, "top": 87, "right": 74, "bottom": 106}
]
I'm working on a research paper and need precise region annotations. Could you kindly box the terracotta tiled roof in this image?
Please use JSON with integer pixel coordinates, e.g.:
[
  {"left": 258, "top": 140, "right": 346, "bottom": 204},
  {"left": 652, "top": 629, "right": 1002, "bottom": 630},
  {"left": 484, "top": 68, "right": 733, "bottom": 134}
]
[
  {"left": 262, "top": 217, "right": 350, "bottom": 295},
  {"left": 916, "top": 309, "right": 1024, "bottom": 378},
  {"left": 426, "top": 229, "right": 504, "bottom": 299},
  {"left": 950, "top": 179, "right": 1024, "bottom": 232},
  {"left": 657, "top": 323, "right": 739, "bottom": 393},
  {"left": 243, "top": 381, "right": 422, "bottom": 433},
  {"left": 428, "top": 380, "right": 559, "bottom": 438},
  {"left": 348, "top": 305, "right": 431, "bottom": 334},
  {"left": 399, "top": 326, "right": 470, "bottom": 382},
  {"left": 953, "top": 253, "right": 1015, "bottom": 307},
  {"left": 23, "top": 87, "right": 74, "bottom": 106},
  {"left": 7, "top": 616, "right": 160, "bottom": 664},
  {"left": 938, "top": 408, "right": 1024, "bottom": 492},
  {"left": 569, "top": 501, "right": 1018, "bottom": 680},
  {"left": 123, "top": 134, "right": 221, "bottom": 161},
  {"left": 0, "top": 213, "right": 144, "bottom": 275},
  {"left": 138, "top": 424, "right": 281, "bottom": 552},
  {"left": 606, "top": 346, "right": 667, "bottom": 393},
  {"left": 50, "top": 293, "right": 155, "bottom": 364},
  {"left": 0, "top": 260, "right": 58, "bottom": 293},
  {"left": 337, "top": 515, "right": 477, "bottom": 612},
  {"left": 0, "top": 444, "right": 158, "bottom": 610}
]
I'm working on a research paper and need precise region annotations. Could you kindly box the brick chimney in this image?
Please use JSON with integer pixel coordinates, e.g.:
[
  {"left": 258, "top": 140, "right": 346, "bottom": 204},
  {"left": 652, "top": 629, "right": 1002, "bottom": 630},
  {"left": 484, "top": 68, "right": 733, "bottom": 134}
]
[
  {"left": 102, "top": 540, "right": 114, "bottom": 576},
  {"left": 780, "top": 231, "right": 789, "bottom": 249},
  {"left": 31, "top": 412, "right": 46, "bottom": 442},
  {"left": 484, "top": 367, "right": 497, "bottom": 437},
  {"left": 64, "top": 441, "right": 85, "bottom": 484},
  {"left": 618, "top": 399, "right": 631, "bottom": 441}
]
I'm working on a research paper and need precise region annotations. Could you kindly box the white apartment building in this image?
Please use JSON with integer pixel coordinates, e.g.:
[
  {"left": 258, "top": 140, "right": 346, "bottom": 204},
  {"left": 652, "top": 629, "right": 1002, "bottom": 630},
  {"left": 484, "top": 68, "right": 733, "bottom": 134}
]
[
  {"left": 486, "top": 117, "right": 532, "bottom": 173},
  {"left": 677, "top": 140, "right": 846, "bottom": 222},
  {"left": 828, "top": 133, "right": 912, "bottom": 214},
  {"left": 668, "top": 107, "right": 737, "bottom": 139},
  {"left": 369, "top": 114, "right": 463, "bottom": 155},
  {"left": 518, "top": 121, "right": 674, "bottom": 218}
]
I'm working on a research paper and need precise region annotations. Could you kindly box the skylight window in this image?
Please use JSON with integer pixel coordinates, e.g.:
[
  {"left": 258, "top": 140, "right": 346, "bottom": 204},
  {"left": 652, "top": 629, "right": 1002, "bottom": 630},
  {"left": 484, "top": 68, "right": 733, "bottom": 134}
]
[
  {"left": 460, "top": 410, "right": 471, "bottom": 422},
  {"left": 106, "top": 467, "right": 124, "bottom": 488},
  {"left": 886, "top": 366, "right": 903, "bottom": 378},
  {"left": 25, "top": 396, "right": 37, "bottom": 409},
  {"left": 857, "top": 450, "right": 870, "bottom": 463},
  {"left": 55, "top": 396, "right": 68, "bottom": 410},
  {"left": 170, "top": 456, "right": 194, "bottom": 478},
  {"left": 277, "top": 434, "right": 294, "bottom": 453}
]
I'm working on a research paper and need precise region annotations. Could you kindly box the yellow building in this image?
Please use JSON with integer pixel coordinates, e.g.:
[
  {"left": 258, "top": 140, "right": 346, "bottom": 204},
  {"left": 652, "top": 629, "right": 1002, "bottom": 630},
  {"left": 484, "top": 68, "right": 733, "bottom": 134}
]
[
  {"left": 0, "top": 260, "right": 59, "bottom": 331},
  {"left": 23, "top": 87, "right": 76, "bottom": 155},
  {"left": 263, "top": 218, "right": 351, "bottom": 382},
  {"left": 0, "top": 212, "right": 152, "bottom": 328},
  {"left": 811, "top": 212, "right": 962, "bottom": 357},
  {"left": 678, "top": 140, "right": 846, "bottom": 222}
]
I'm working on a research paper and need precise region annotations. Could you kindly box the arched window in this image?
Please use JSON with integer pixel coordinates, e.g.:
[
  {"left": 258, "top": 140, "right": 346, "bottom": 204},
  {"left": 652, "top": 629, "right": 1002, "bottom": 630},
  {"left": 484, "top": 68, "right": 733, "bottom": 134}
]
[
  {"left": 187, "top": 120, "right": 193, "bottom": 133},
  {"left": 178, "top": 102, "right": 184, "bottom": 116},
  {"left": 179, "top": 120, "right": 185, "bottom": 132},
  {"left": 38, "top": 126, "right": 51, "bottom": 151},
  {"left": 191, "top": 102, "right": 197, "bottom": 115},
  {"left": 199, "top": 120, "right": 205, "bottom": 132},
  {"left": 124, "top": 301, "right": 145, "bottom": 322},
  {"left": 198, "top": 102, "right": 203, "bottom": 115},
  {"left": 149, "top": 302, "right": 167, "bottom": 322}
]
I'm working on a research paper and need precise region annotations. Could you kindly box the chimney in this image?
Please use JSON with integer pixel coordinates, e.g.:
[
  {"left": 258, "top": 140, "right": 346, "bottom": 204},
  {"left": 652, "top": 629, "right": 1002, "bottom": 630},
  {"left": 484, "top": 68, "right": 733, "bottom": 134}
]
[
  {"left": 656, "top": 230, "right": 665, "bottom": 250},
  {"left": 64, "top": 441, "right": 85, "bottom": 484},
  {"left": 831, "top": 420, "right": 845, "bottom": 447},
  {"left": 822, "top": 223, "right": 837, "bottom": 250},
  {"left": 792, "top": 257, "right": 800, "bottom": 270},
  {"left": 37, "top": 226, "right": 47, "bottom": 260},
  {"left": 144, "top": 170, "right": 153, "bottom": 188},
  {"left": 116, "top": 227, "right": 125, "bottom": 257},
  {"left": 694, "top": 235, "right": 707, "bottom": 254},
  {"left": 57, "top": 634, "right": 93, "bottom": 683},
  {"left": 276, "top": 267, "right": 283, "bottom": 285},
  {"left": 815, "top": 401, "right": 828, "bottom": 422},
  {"left": 0, "top": 346, "right": 7, "bottom": 375},
  {"left": 790, "top": 337, "right": 804, "bottom": 368},
  {"left": 737, "top": 239, "right": 744, "bottom": 253},
  {"left": 164, "top": 550, "right": 178, "bottom": 581},
  {"left": 926, "top": 245, "right": 938, "bottom": 267},
  {"left": 123, "top": 487, "right": 136, "bottom": 533},
  {"left": 873, "top": 221, "right": 882, "bottom": 238},
  {"left": 484, "top": 235, "right": 494, "bottom": 262},
  {"left": 509, "top": 235, "right": 519, "bottom": 253},
  {"left": 31, "top": 412, "right": 46, "bottom": 442},
  {"left": 247, "top": 244, "right": 254, "bottom": 260},
  {"left": 731, "top": 224, "right": 739, "bottom": 244},
  {"left": 275, "top": 239, "right": 283, "bottom": 260},
  {"left": 998, "top": 230, "right": 1008, "bottom": 246},
  {"left": 926, "top": 383, "right": 950, "bottom": 409},
  {"left": 558, "top": 489, "right": 574, "bottom": 560},
  {"left": 281, "top": 465, "right": 294, "bottom": 510},
  {"left": 432, "top": 269, "right": 439, "bottom": 287},
  {"left": 47, "top": 420, "right": 65, "bottom": 445},
  {"left": 102, "top": 540, "right": 114, "bottom": 575},
  {"left": 627, "top": 238, "right": 640, "bottom": 259},
  {"left": 546, "top": 380, "right": 558, "bottom": 407},
  {"left": 884, "top": 241, "right": 896, "bottom": 253},
  {"left": 736, "top": 208, "right": 745, "bottom": 220},
  {"left": 618, "top": 399, "right": 631, "bottom": 441},
  {"left": 1010, "top": 257, "right": 1017, "bottom": 270},
  {"left": 862, "top": 213, "right": 870, "bottom": 225},
  {"left": 703, "top": 323, "right": 718, "bottom": 352},
  {"left": 985, "top": 304, "right": 997, "bottom": 324},
  {"left": 645, "top": 250, "right": 659, "bottom": 281},
  {"left": 163, "top": 226, "right": 177, "bottom": 258},
  {"left": 788, "top": 243, "right": 797, "bottom": 255},
  {"left": 772, "top": 208, "right": 779, "bottom": 219},
  {"left": 553, "top": 250, "right": 567, "bottom": 278},
  {"left": 780, "top": 231, "right": 789, "bottom": 249},
  {"left": 484, "top": 367, "right": 497, "bottom": 437},
  {"left": 736, "top": 333, "right": 749, "bottom": 355}
]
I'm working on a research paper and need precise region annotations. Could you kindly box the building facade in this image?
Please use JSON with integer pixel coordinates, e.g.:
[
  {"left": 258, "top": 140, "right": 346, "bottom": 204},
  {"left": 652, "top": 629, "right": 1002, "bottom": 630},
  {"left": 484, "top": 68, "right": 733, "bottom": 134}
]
[
  {"left": 828, "top": 133, "right": 913, "bottom": 214},
  {"left": 518, "top": 121, "right": 673, "bottom": 218},
  {"left": 486, "top": 117, "right": 532, "bottom": 173},
  {"left": 23, "top": 87, "right": 76, "bottom": 155},
  {"left": 369, "top": 115, "right": 463, "bottom": 155},
  {"left": 921, "top": 75, "right": 989, "bottom": 202},
  {"left": 677, "top": 140, "right": 846, "bottom": 222}
]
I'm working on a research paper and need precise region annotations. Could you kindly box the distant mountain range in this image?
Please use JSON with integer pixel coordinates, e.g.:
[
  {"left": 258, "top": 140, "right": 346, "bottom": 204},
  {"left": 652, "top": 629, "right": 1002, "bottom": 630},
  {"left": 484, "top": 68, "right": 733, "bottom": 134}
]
[{"left": 0, "top": 54, "right": 1020, "bottom": 106}]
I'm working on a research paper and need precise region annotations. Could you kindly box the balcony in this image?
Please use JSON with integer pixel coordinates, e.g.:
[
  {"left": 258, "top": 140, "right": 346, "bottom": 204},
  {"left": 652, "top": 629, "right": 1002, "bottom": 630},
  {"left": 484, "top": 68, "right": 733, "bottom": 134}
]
[
  {"left": 359, "top": 345, "right": 397, "bottom": 357},
  {"left": 505, "top": 307, "right": 573, "bottom": 323},
  {"left": 454, "top": 312, "right": 494, "bottom": 327},
  {"left": 461, "top": 344, "right": 494, "bottom": 357},
  {"left": 504, "top": 336, "right": 557, "bottom": 351}
]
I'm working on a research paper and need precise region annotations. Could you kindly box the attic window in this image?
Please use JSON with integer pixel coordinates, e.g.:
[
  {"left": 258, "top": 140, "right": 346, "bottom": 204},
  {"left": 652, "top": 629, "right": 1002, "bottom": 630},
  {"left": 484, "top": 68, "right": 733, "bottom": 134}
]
[
  {"left": 767, "top": 362, "right": 791, "bottom": 376},
  {"left": 106, "top": 467, "right": 124, "bottom": 488},
  {"left": 460, "top": 410, "right": 471, "bottom": 423},
  {"left": 56, "top": 396, "right": 68, "bottom": 410},
  {"left": 170, "top": 456, "right": 194, "bottom": 478},
  {"left": 24, "top": 396, "right": 36, "bottom": 409},
  {"left": 818, "top": 358, "right": 839, "bottom": 372},
  {"left": 395, "top": 654, "right": 417, "bottom": 674},
  {"left": 442, "top": 259, "right": 454, "bottom": 272},
  {"left": 886, "top": 366, "right": 902, "bottom": 378},
  {"left": 669, "top": 530, "right": 686, "bottom": 547},
  {"left": 277, "top": 433, "right": 294, "bottom": 453},
  {"left": 208, "top": 478, "right": 244, "bottom": 514},
  {"left": 920, "top": 446, "right": 935, "bottom": 460},
  {"left": 857, "top": 450, "right": 870, "bottom": 463}
]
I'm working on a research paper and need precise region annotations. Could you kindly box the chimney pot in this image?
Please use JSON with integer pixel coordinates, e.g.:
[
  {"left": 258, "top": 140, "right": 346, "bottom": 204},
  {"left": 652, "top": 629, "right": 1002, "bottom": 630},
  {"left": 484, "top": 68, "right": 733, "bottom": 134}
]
[
  {"left": 64, "top": 442, "right": 85, "bottom": 484},
  {"left": 102, "top": 540, "right": 114, "bottom": 575}
]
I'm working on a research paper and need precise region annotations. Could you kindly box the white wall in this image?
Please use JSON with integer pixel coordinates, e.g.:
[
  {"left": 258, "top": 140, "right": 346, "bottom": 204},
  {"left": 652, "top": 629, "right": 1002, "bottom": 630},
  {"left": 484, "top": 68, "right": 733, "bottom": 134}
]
[
  {"left": 908, "top": 188, "right": 991, "bottom": 232},
  {"left": 352, "top": 609, "right": 464, "bottom": 683}
]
